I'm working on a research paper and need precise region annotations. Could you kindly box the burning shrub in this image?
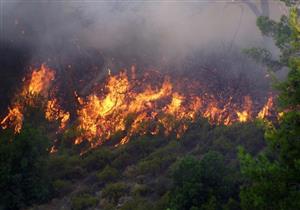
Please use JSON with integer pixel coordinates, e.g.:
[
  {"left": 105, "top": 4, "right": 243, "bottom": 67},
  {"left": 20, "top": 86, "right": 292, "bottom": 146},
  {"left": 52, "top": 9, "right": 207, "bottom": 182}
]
[{"left": 0, "top": 63, "right": 277, "bottom": 154}]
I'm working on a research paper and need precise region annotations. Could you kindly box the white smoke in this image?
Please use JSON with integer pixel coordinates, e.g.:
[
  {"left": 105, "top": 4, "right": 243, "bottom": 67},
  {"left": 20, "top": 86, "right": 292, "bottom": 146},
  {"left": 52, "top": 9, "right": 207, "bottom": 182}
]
[{"left": 1, "top": 0, "right": 285, "bottom": 65}]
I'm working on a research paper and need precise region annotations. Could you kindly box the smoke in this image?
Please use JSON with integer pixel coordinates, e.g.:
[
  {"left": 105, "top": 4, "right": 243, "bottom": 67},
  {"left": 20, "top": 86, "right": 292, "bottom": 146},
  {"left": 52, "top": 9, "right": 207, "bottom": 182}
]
[
  {"left": 0, "top": 0, "right": 286, "bottom": 111},
  {"left": 1, "top": 0, "right": 285, "bottom": 65}
]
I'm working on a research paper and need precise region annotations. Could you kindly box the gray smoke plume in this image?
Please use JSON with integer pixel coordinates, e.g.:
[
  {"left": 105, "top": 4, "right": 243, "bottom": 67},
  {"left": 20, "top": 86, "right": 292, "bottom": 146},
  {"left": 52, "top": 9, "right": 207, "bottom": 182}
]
[
  {"left": 1, "top": 0, "right": 286, "bottom": 65},
  {"left": 0, "top": 0, "right": 287, "bottom": 112}
]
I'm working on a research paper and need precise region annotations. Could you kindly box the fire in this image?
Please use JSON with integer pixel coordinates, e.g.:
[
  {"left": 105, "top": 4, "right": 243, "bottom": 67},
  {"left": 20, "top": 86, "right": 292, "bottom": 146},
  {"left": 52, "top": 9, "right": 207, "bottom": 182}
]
[
  {"left": 236, "top": 96, "right": 253, "bottom": 122},
  {"left": 0, "top": 105, "right": 23, "bottom": 133},
  {"left": 75, "top": 73, "right": 173, "bottom": 147},
  {"left": 257, "top": 97, "right": 273, "bottom": 119},
  {"left": 166, "top": 93, "right": 184, "bottom": 114},
  {"left": 45, "top": 99, "right": 70, "bottom": 129},
  {"left": 75, "top": 70, "right": 276, "bottom": 147},
  {"left": 1, "top": 64, "right": 67, "bottom": 133},
  {"left": 26, "top": 64, "right": 55, "bottom": 96},
  {"left": 1, "top": 64, "right": 278, "bottom": 151}
]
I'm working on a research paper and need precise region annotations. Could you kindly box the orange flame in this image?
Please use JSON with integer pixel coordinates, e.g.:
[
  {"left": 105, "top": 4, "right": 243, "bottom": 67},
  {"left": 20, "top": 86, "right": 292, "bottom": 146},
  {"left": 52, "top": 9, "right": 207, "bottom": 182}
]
[
  {"left": 257, "top": 97, "right": 273, "bottom": 119},
  {"left": 26, "top": 64, "right": 55, "bottom": 96},
  {"left": 45, "top": 99, "right": 70, "bottom": 129},
  {"left": 0, "top": 104, "right": 23, "bottom": 133},
  {"left": 1, "top": 64, "right": 277, "bottom": 151},
  {"left": 236, "top": 96, "right": 253, "bottom": 122},
  {"left": 75, "top": 70, "right": 275, "bottom": 147},
  {"left": 1, "top": 64, "right": 66, "bottom": 133}
]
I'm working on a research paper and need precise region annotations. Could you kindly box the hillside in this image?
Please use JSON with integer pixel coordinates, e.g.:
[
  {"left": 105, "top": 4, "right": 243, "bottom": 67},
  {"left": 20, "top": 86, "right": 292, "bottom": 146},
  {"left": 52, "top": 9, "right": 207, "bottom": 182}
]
[
  {"left": 26, "top": 121, "right": 264, "bottom": 210},
  {"left": 0, "top": 1, "right": 299, "bottom": 210}
]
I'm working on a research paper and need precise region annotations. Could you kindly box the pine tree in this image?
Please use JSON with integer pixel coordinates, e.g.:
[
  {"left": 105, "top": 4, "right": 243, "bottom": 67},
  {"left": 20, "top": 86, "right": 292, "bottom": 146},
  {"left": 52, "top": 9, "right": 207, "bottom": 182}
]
[{"left": 239, "top": 6, "right": 300, "bottom": 210}]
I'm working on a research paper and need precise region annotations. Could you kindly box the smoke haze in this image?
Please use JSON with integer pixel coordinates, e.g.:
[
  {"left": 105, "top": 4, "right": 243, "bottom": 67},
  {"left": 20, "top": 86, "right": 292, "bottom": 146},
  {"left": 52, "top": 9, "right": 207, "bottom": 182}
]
[
  {"left": 0, "top": 0, "right": 287, "bottom": 112},
  {"left": 1, "top": 0, "right": 286, "bottom": 64}
]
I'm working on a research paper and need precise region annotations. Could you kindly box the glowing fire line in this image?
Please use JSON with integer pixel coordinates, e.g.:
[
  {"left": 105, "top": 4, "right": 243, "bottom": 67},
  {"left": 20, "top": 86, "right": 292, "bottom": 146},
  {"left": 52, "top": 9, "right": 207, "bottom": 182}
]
[{"left": 1, "top": 64, "right": 276, "bottom": 150}]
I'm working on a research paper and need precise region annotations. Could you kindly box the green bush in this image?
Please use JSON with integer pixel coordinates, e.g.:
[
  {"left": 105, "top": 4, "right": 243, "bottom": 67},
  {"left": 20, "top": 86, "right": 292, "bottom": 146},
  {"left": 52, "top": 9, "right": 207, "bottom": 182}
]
[
  {"left": 0, "top": 124, "right": 51, "bottom": 209},
  {"left": 131, "top": 183, "right": 150, "bottom": 197},
  {"left": 48, "top": 154, "right": 85, "bottom": 180},
  {"left": 169, "top": 152, "right": 237, "bottom": 210},
  {"left": 153, "top": 192, "right": 170, "bottom": 210},
  {"left": 121, "top": 197, "right": 154, "bottom": 210},
  {"left": 101, "top": 182, "right": 128, "bottom": 204},
  {"left": 135, "top": 140, "right": 179, "bottom": 176},
  {"left": 96, "top": 165, "right": 119, "bottom": 183},
  {"left": 52, "top": 179, "right": 73, "bottom": 196},
  {"left": 82, "top": 148, "right": 113, "bottom": 172},
  {"left": 111, "top": 137, "right": 166, "bottom": 171},
  {"left": 111, "top": 151, "right": 132, "bottom": 169},
  {"left": 70, "top": 193, "right": 98, "bottom": 210}
]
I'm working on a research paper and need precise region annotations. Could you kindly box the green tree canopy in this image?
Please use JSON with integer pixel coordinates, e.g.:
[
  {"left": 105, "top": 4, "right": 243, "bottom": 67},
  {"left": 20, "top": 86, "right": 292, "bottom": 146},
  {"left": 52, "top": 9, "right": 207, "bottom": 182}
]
[
  {"left": 0, "top": 124, "right": 51, "bottom": 209},
  {"left": 169, "top": 151, "right": 237, "bottom": 210},
  {"left": 239, "top": 6, "right": 300, "bottom": 210}
]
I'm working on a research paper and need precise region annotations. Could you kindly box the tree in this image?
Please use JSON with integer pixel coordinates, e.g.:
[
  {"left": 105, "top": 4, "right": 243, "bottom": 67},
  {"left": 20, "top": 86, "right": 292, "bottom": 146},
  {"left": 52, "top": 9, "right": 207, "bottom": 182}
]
[
  {"left": 244, "top": 0, "right": 298, "bottom": 70},
  {"left": 169, "top": 155, "right": 203, "bottom": 210},
  {"left": 239, "top": 6, "right": 300, "bottom": 210},
  {"left": 169, "top": 152, "right": 237, "bottom": 210},
  {"left": 0, "top": 124, "right": 51, "bottom": 209}
]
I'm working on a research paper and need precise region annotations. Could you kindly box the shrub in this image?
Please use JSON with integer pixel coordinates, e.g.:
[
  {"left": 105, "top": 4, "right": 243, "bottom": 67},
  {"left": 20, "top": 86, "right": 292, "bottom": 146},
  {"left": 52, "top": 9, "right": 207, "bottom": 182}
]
[
  {"left": 48, "top": 154, "right": 85, "bottom": 180},
  {"left": 70, "top": 193, "right": 98, "bottom": 210},
  {"left": 0, "top": 125, "right": 51, "bottom": 209},
  {"left": 96, "top": 165, "right": 119, "bottom": 183},
  {"left": 135, "top": 140, "right": 179, "bottom": 176},
  {"left": 82, "top": 148, "right": 113, "bottom": 172},
  {"left": 101, "top": 182, "right": 128, "bottom": 204},
  {"left": 153, "top": 192, "right": 170, "bottom": 210},
  {"left": 52, "top": 179, "right": 73, "bottom": 196},
  {"left": 122, "top": 197, "right": 154, "bottom": 210},
  {"left": 131, "top": 183, "right": 150, "bottom": 197},
  {"left": 111, "top": 151, "right": 132, "bottom": 169},
  {"left": 169, "top": 152, "right": 237, "bottom": 210}
]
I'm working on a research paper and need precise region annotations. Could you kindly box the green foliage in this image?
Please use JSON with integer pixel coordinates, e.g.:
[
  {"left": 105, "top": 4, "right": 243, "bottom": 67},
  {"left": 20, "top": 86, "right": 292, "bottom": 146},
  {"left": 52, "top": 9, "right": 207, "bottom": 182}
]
[
  {"left": 52, "top": 179, "right": 73, "bottom": 196},
  {"left": 70, "top": 193, "right": 98, "bottom": 210},
  {"left": 48, "top": 153, "right": 85, "bottom": 180},
  {"left": 276, "top": 60, "right": 300, "bottom": 109},
  {"left": 169, "top": 155, "right": 203, "bottom": 210},
  {"left": 257, "top": 15, "right": 292, "bottom": 51},
  {"left": 0, "top": 124, "right": 51, "bottom": 209},
  {"left": 121, "top": 197, "right": 154, "bottom": 210},
  {"left": 239, "top": 8, "right": 300, "bottom": 210},
  {"left": 96, "top": 165, "right": 119, "bottom": 183},
  {"left": 111, "top": 136, "right": 165, "bottom": 170},
  {"left": 280, "top": 0, "right": 299, "bottom": 6},
  {"left": 243, "top": 47, "right": 282, "bottom": 71},
  {"left": 223, "top": 198, "right": 240, "bottom": 210},
  {"left": 131, "top": 183, "right": 150, "bottom": 197},
  {"left": 135, "top": 140, "right": 179, "bottom": 176},
  {"left": 169, "top": 152, "right": 237, "bottom": 210},
  {"left": 247, "top": 12, "right": 294, "bottom": 68},
  {"left": 193, "top": 122, "right": 265, "bottom": 161},
  {"left": 201, "top": 196, "right": 218, "bottom": 210},
  {"left": 82, "top": 147, "right": 113, "bottom": 171},
  {"left": 101, "top": 182, "right": 128, "bottom": 204},
  {"left": 154, "top": 192, "right": 170, "bottom": 210},
  {"left": 239, "top": 148, "right": 286, "bottom": 210}
]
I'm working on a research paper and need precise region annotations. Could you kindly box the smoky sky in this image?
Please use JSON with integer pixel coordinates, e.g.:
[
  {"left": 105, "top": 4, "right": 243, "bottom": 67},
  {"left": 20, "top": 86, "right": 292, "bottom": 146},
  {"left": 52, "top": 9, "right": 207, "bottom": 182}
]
[{"left": 1, "top": 0, "right": 286, "bottom": 65}]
